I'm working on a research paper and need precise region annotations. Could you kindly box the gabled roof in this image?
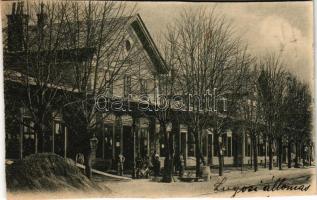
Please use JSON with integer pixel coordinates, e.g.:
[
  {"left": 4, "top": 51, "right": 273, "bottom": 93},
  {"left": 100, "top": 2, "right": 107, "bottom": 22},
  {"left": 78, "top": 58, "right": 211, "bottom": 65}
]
[
  {"left": 3, "top": 10, "right": 167, "bottom": 74},
  {"left": 127, "top": 14, "right": 168, "bottom": 74}
]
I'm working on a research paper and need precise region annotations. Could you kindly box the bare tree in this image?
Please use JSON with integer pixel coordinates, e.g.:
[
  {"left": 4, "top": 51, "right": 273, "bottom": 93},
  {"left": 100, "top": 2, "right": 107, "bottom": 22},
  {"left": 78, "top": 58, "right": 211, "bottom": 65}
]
[
  {"left": 284, "top": 75, "right": 312, "bottom": 168},
  {"left": 164, "top": 9, "right": 250, "bottom": 176},
  {"left": 239, "top": 66, "right": 262, "bottom": 172},
  {"left": 56, "top": 0, "right": 139, "bottom": 179},
  {"left": 155, "top": 72, "right": 177, "bottom": 182},
  {"left": 4, "top": 1, "right": 72, "bottom": 156},
  {"left": 257, "top": 54, "right": 287, "bottom": 170}
]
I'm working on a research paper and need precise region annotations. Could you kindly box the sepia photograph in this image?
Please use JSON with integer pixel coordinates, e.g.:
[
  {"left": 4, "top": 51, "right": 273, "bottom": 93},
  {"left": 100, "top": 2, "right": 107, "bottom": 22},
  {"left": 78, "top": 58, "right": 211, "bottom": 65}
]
[{"left": 1, "top": 0, "right": 315, "bottom": 199}]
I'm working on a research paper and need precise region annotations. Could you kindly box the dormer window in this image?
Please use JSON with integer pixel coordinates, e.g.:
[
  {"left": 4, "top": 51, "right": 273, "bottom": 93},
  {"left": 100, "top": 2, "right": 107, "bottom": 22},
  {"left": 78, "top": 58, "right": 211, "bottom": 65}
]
[
  {"left": 125, "top": 40, "right": 131, "bottom": 51},
  {"left": 140, "top": 79, "right": 148, "bottom": 95}
]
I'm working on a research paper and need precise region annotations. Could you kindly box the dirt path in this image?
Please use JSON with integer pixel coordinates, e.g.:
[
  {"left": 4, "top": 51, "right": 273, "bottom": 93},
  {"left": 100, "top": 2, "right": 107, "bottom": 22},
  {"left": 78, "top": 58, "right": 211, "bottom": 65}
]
[
  {"left": 7, "top": 167, "right": 316, "bottom": 199},
  {"left": 100, "top": 167, "right": 316, "bottom": 198}
]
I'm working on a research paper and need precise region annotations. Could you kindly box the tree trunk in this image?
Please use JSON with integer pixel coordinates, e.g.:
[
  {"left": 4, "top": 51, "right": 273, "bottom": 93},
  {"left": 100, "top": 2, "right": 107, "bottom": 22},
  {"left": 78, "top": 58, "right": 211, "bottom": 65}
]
[
  {"left": 294, "top": 141, "right": 300, "bottom": 168},
  {"left": 169, "top": 131, "right": 174, "bottom": 177},
  {"left": 162, "top": 123, "right": 172, "bottom": 183},
  {"left": 84, "top": 151, "right": 92, "bottom": 179},
  {"left": 252, "top": 134, "right": 258, "bottom": 172},
  {"left": 264, "top": 135, "right": 267, "bottom": 168},
  {"left": 163, "top": 157, "right": 172, "bottom": 182},
  {"left": 216, "top": 134, "right": 223, "bottom": 176},
  {"left": 195, "top": 130, "right": 201, "bottom": 178},
  {"left": 309, "top": 146, "right": 312, "bottom": 166},
  {"left": 278, "top": 137, "right": 282, "bottom": 170},
  {"left": 250, "top": 137, "right": 253, "bottom": 168},
  {"left": 287, "top": 140, "right": 292, "bottom": 168},
  {"left": 268, "top": 137, "right": 273, "bottom": 170}
]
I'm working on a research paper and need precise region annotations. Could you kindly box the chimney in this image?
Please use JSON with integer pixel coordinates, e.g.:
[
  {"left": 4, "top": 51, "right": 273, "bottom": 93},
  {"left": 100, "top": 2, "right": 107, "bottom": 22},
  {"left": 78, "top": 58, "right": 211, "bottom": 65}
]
[{"left": 7, "top": 2, "right": 29, "bottom": 52}]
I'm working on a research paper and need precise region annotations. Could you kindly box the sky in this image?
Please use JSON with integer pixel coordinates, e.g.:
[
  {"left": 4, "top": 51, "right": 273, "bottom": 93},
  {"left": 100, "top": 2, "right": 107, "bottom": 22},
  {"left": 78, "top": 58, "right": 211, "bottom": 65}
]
[
  {"left": 130, "top": 1, "right": 314, "bottom": 90},
  {"left": 1, "top": 1, "right": 314, "bottom": 91}
]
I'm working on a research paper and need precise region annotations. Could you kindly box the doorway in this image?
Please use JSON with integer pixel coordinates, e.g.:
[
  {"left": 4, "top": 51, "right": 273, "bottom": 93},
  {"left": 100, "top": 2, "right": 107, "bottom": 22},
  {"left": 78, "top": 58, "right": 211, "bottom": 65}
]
[
  {"left": 123, "top": 126, "right": 133, "bottom": 170},
  {"left": 180, "top": 132, "right": 187, "bottom": 160}
]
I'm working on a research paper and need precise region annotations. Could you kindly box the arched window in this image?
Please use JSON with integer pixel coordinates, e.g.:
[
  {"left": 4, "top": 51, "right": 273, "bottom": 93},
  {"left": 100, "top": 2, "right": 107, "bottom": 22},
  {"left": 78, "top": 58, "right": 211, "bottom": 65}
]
[{"left": 125, "top": 40, "right": 131, "bottom": 51}]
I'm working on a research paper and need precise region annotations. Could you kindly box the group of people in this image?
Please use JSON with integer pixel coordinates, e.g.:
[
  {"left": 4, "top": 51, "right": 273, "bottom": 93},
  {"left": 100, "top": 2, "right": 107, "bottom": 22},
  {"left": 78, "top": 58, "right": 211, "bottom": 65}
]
[
  {"left": 116, "top": 151, "right": 186, "bottom": 178},
  {"left": 174, "top": 152, "right": 185, "bottom": 177},
  {"left": 135, "top": 152, "right": 161, "bottom": 178},
  {"left": 136, "top": 151, "right": 185, "bottom": 178}
]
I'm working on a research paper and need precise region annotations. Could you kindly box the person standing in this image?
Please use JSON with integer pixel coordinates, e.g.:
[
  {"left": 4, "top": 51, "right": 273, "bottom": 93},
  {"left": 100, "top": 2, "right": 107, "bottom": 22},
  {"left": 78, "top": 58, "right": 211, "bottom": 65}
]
[
  {"left": 178, "top": 152, "right": 185, "bottom": 177},
  {"left": 117, "top": 154, "right": 125, "bottom": 176},
  {"left": 136, "top": 154, "right": 143, "bottom": 178},
  {"left": 153, "top": 154, "right": 161, "bottom": 177}
]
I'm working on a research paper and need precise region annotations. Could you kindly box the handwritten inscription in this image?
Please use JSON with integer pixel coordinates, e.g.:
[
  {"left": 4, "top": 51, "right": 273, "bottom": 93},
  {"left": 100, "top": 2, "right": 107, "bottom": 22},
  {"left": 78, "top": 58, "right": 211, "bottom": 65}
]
[{"left": 214, "top": 176, "right": 311, "bottom": 197}]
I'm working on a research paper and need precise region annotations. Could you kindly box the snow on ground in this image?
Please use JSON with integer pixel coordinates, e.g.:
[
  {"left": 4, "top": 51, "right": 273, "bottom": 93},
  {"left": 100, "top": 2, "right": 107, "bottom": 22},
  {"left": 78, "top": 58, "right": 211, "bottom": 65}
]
[
  {"left": 100, "top": 167, "right": 316, "bottom": 198},
  {"left": 7, "top": 166, "right": 316, "bottom": 199}
]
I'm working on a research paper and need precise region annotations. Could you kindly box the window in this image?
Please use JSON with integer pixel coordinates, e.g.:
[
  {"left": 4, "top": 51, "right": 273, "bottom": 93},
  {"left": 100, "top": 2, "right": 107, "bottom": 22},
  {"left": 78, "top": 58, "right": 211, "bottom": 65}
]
[
  {"left": 124, "top": 75, "right": 132, "bottom": 97},
  {"left": 96, "top": 124, "right": 114, "bottom": 159},
  {"left": 140, "top": 128, "right": 149, "bottom": 157},
  {"left": 222, "top": 134, "right": 228, "bottom": 156},
  {"left": 23, "top": 119, "right": 35, "bottom": 156},
  {"left": 202, "top": 135, "right": 207, "bottom": 157},
  {"left": 105, "top": 125, "right": 113, "bottom": 159},
  {"left": 245, "top": 137, "right": 251, "bottom": 157},
  {"left": 114, "top": 124, "right": 121, "bottom": 157},
  {"left": 106, "top": 84, "right": 113, "bottom": 96},
  {"left": 188, "top": 132, "right": 195, "bottom": 157},
  {"left": 158, "top": 74, "right": 167, "bottom": 94},
  {"left": 54, "top": 121, "right": 64, "bottom": 156},
  {"left": 54, "top": 122, "right": 61, "bottom": 135},
  {"left": 214, "top": 137, "right": 218, "bottom": 156},
  {"left": 140, "top": 79, "right": 148, "bottom": 94},
  {"left": 23, "top": 120, "right": 34, "bottom": 139},
  {"left": 180, "top": 132, "right": 187, "bottom": 157},
  {"left": 258, "top": 137, "right": 265, "bottom": 156},
  {"left": 228, "top": 137, "right": 232, "bottom": 157},
  {"left": 207, "top": 134, "right": 213, "bottom": 162}
]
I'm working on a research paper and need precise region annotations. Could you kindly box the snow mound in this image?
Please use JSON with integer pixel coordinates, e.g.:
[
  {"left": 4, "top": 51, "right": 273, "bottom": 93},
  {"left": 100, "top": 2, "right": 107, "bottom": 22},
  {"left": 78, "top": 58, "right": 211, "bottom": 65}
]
[{"left": 6, "top": 153, "right": 106, "bottom": 192}]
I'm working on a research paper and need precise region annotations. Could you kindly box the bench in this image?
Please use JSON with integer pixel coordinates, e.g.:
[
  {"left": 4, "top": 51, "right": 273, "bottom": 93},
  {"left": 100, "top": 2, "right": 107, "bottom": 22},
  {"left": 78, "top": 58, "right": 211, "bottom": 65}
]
[{"left": 178, "top": 177, "right": 200, "bottom": 182}]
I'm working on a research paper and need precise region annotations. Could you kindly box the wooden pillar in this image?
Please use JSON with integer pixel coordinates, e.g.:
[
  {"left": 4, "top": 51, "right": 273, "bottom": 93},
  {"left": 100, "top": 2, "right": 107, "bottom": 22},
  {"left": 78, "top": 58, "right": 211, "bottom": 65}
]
[
  {"left": 112, "top": 123, "right": 115, "bottom": 159},
  {"left": 132, "top": 117, "right": 136, "bottom": 178},
  {"left": 263, "top": 134, "right": 267, "bottom": 168},
  {"left": 241, "top": 127, "right": 246, "bottom": 166},
  {"left": 211, "top": 133, "right": 214, "bottom": 165},
  {"left": 19, "top": 108, "right": 24, "bottom": 160},
  {"left": 34, "top": 123, "right": 38, "bottom": 154},
  {"left": 102, "top": 123, "right": 105, "bottom": 159},
  {"left": 178, "top": 128, "right": 181, "bottom": 155},
  {"left": 156, "top": 123, "right": 160, "bottom": 155},
  {"left": 52, "top": 121, "right": 55, "bottom": 153},
  {"left": 248, "top": 135, "right": 254, "bottom": 167},
  {"left": 204, "top": 132, "right": 208, "bottom": 159},
  {"left": 185, "top": 129, "right": 188, "bottom": 167},
  {"left": 149, "top": 117, "right": 156, "bottom": 154},
  {"left": 131, "top": 116, "right": 139, "bottom": 179},
  {"left": 171, "top": 120, "right": 180, "bottom": 155},
  {"left": 285, "top": 145, "right": 288, "bottom": 163},
  {"left": 64, "top": 126, "right": 67, "bottom": 158},
  {"left": 137, "top": 120, "right": 141, "bottom": 156},
  {"left": 120, "top": 121, "right": 123, "bottom": 155},
  {"left": 147, "top": 129, "right": 150, "bottom": 156}
]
